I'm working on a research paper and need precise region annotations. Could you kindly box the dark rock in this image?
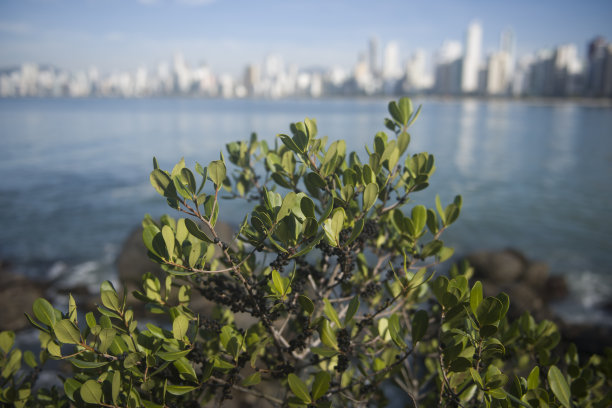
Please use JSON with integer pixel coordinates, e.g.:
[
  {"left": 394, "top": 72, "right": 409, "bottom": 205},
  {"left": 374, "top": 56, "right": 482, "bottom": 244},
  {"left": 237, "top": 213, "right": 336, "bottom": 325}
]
[
  {"left": 524, "top": 261, "right": 550, "bottom": 289},
  {"left": 467, "top": 249, "right": 526, "bottom": 284},
  {"left": 0, "top": 269, "right": 45, "bottom": 331},
  {"left": 558, "top": 321, "right": 612, "bottom": 356},
  {"left": 481, "top": 280, "right": 552, "bottom": 321},
  {"left": 543, "top": 275, "right": 569, "bottom": 302}
]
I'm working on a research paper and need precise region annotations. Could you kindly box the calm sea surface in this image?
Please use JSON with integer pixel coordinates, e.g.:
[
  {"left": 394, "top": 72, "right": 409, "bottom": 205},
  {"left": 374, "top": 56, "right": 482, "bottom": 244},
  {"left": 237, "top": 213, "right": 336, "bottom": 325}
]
[{"left": 1, "top": 98, "right": 611, "bottom": 322}]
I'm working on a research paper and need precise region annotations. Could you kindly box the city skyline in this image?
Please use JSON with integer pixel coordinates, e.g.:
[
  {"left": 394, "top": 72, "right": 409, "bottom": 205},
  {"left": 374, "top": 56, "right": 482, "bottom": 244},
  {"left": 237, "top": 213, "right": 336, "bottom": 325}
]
[{"left": 1, "top": 0, "right": 612, "bottom": 76}]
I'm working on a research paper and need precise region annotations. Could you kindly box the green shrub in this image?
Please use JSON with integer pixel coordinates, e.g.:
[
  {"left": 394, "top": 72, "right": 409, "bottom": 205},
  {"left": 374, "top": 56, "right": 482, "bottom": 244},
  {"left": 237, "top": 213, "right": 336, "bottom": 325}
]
[{"left": 1, "top": 98, "right": 610, "bottom": 407}]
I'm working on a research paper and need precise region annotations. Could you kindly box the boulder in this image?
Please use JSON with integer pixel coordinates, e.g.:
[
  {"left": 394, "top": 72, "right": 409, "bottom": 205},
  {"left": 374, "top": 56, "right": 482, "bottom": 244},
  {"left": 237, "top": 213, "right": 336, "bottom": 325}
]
[
  {"left": 0, "top": 267, "right": 45, "bottom": 331},
  {"left": 463, "top": 249, "right": 570, "bottom": 321},
  {"left": 524, "top": 261, "right": 550, "bottom": 289},
  {"left": 467, "top": 249, "right": 526, "bottom": 284}
]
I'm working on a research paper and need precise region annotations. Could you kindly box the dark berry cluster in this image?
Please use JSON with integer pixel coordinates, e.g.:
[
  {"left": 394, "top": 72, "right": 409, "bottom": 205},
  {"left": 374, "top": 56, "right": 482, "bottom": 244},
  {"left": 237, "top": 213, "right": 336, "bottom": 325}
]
[
  {"left": 337, "top": 328, "right": 351, "bottom": 353},
  {"left": 195, "top": 274, "right": 250, "bottom": 314},
  {"left": 335, "top": 328, "right": 352, "bottom": 373},
  {"left": 198, "top": 316, "right": 221, "bottom": 334},
  {"left": 357, "top": 219, "right": 380, "bottom": 247},
  {"left": 221, "top": 367, "right": 240, "bottom": 401},
  {"left": 315, "top": 240, "right": 355, "bottom": 282},
  {"left": 362, "top": 281, "right": 381, "bottom": 299},
  {"left": 269, "top": 247, "right": 296, "bottom": 272}
]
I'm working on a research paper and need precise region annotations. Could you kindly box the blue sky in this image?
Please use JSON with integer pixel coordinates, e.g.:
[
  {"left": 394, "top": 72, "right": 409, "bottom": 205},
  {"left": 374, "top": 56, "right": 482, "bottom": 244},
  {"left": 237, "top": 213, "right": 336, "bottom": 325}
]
[{"left": 1, "top": 0, "right": 611, "bottom": 75}]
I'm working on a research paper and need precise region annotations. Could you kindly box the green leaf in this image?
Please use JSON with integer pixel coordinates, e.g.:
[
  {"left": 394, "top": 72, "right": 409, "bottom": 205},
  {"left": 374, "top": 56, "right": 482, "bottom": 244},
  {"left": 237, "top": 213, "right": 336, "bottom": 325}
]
[
  {"left": 435, "top": 195, "right": 446, "bottom": 225},
  {"left": 300, "top": 196, "right": 316, "bottom": 219},
  {"left": 69, "top": 358, "right": 109, "bottom": 369},
  {"left": 158, "top": 349, "right": 192, "bottom": 362},
  {"left": 150, "top": 169, "right": 174, "bottom": 197},
  {"left": 54, "top": 319, "right": 81, "bottom": 344},
  {"left": 241, "top": 372, "right": 261, "bottom": 387},
  {"left": 173, "top": 357, "right": 198, "bottom": 382},
  {"left": 345, "top": 297, "right": 360, "bottom": 326},
  {"left": 527, "top": 366, "right": 540, "bottom": 390},
  {"left": 24, "top": 350, "right": 37, "bottom": 368},
  {"left": 64, "top": 378, "right": 81, "bottom": 401},
  {"left": 319, "top": 320, "right": 338, "bottom": 350},
  {"left": 112, "top": 371, "right": 121, "bottom": 405},
  {"left": 322, "top": 207, "right": 345, "bottom": 246},
  {"left": 208, "top": 159, "right": 226, "bottom": 188},
  {"left": 33, "top": 298, "right": 57, "bottom": 327},
  {"left": 312, "top": 371, "right": 331, "bottom": 401},
  {"left": 388, "top": 313, "right": 406, "bottom": 348},
  {"left": 161, "top": 225, "right": 175, "bottom": 260},
  {"left": 101, "top": 289, "right": 121, "bottom": 314},
  {"left": 172, "top": 315, "right": 190, "bottom": 341},
  {"left": 411, "top": 205, "right": 426, "bottom": 235},
  {"left": 98, "top": 328, "right": 116, "bottom": 353},
  {"left": 548, "top": 365, "right": 571, "bottom": 408},
  {"left": 470, "top": 281, "right": 483, "bottom": 316},
  {"left": 398, "top": 97, "right": 413, "bottom": 126},
  {"left": 166, "top": 384, "right": 199, "bottom": 396},
  {"left": 323, "top": 299, "right": 342, "bottom": 328},
  {"left": 271, "top": 269, "right": 285, "bottom": 296},
  {"left": 297, "top": 295, "right": 314, "bottom": 315},
  {"left": 470, "top": 368, "right": 484, "bottom": 389},
  {"left": 279, "top": 133, "right": 303, "bottom": 154},
  {"left": 362, "top": 182, "right": 379, "bottom": 213},
  {"left": 68, "top": 293, "right": 77, "bottom": 323},
  {"left": 184, "top": 218, "right": 213, "bottom": 243},
  {"left": 345, "top": 218, "right": 364, "bottom": 246},
  {"left": 277, "top": 192, "right": 298, "bottom": 222},
  {"left": 476, "top": 297, "right": 503, "bottom": 326},
  {"left": 310, "top": 346, "right": 338, "bottom": 357},
  {"left": 421, "top": 240, "right": 443, "bottom": 258},
  {"left": 0, "top": 331, "right": 15, "bottom": 354},
  {"left": 288, "top": 373, "right": 312, "bottom": 404},
  {"left": 411, "top": 310, "right": 428, "bottom": 343},
  {"left": 80, "top": 380, "right": 102, "bottom": 404},
  {"left": 388, "top": 100, "right": 404, "bottom": 125}
]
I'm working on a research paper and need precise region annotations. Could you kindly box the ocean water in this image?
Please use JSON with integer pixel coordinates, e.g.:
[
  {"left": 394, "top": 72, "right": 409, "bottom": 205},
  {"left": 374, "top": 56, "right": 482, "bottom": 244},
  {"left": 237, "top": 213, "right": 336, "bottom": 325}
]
[{"left": 1, "top": 97, "right": 611, "bottom": 322}]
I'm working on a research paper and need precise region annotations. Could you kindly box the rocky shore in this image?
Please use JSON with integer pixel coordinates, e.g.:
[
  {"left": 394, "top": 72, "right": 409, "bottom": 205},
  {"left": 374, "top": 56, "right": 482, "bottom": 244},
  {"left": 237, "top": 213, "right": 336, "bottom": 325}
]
[{"left": 2, "top": 226, "right": 611, "bottom": 356}]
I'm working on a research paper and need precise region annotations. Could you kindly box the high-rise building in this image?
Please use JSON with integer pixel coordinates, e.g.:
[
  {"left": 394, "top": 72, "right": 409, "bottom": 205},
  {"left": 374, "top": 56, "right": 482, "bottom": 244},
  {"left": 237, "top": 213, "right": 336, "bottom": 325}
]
[
  {"left": 382, "top": 41, "right": 402, "bottom": 80},
  {"left": 461, "top": 21, "right": 482, "bottom": 93},
  {"left": 499, "top": 27, "right": 516, "bottom": 78},
  {"left": 435, "top": 40, "right": 463, "bottom": 94},
  {"left": 404, "top": 50, "right": 428, "bottom": 91},
  {"left": 486, "top": 51, "right": 511, "bottom": 95},
  {"left": 369, "top": 37, "right": 379, "bottom": 77},
  {"left": 586, "top": 36, "right": 607, "bottom": 96}
]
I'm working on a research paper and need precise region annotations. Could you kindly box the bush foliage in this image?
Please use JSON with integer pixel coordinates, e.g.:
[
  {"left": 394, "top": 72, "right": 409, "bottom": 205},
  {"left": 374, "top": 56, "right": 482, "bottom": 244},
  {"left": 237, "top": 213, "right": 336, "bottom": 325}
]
[{"left": 1, "top": 98, "right": 611, "bottom": 407}]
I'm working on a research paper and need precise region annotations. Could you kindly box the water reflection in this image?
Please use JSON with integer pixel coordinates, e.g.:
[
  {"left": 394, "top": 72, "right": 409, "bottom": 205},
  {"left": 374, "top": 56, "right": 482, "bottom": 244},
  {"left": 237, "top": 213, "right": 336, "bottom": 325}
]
[{"left": 455, "top": 99, "right": 478, "bottom": 176}]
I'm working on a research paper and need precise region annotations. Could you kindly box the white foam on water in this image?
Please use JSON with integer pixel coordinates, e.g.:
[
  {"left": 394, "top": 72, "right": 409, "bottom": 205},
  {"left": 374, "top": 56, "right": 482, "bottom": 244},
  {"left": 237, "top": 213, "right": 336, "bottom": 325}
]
[{"left": 551, "top": 269, "right": 612, "bottom": 326}]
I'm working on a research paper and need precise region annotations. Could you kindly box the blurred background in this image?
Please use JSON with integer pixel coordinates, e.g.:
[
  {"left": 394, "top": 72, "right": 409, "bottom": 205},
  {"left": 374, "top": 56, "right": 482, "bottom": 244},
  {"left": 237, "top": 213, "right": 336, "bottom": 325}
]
[{"left": 1, "top": 0, "right": 611, "bottom": 331}]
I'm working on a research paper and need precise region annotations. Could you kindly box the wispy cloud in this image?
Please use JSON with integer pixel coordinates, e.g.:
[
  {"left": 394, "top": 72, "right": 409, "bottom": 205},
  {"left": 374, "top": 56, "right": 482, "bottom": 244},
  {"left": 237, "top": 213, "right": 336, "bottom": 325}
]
[{"left": 0, "top": 22, "right": 32, "bottom": 35}]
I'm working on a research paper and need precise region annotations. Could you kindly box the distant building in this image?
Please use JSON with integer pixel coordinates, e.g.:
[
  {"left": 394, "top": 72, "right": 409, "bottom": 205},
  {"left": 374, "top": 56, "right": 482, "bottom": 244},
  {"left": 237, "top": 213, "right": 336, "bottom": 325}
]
[
  {"left": 369, "top": 37, "right": 379, "bottom": 77},
  {"left": 486, "top": 51, "right": 511, "bottom": 95},
  {"left": 461, "top": 21, "right": 482, "bottom": 93},
  {"left": 586, "top": 36, "right": 608, "bottom": 97},
  {"left": 403, "top": 50, "right": 430, "bottom": 92},
  {"left": 435, "top": 40, "right": 462, "bottom": 94}
]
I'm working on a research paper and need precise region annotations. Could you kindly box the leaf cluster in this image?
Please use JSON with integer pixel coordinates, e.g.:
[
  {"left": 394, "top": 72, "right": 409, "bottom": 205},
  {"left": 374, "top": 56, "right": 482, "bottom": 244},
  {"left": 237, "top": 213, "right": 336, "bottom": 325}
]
[{"left": 1, "top": 98, "right": 610, "bottom": 407}]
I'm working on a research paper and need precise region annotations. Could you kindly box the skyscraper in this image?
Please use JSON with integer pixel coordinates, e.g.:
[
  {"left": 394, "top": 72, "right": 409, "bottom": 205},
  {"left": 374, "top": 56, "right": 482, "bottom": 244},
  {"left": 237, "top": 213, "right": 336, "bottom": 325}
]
[
  {"left": 382, "top": 41, "right": 402, "bottom": 80},
  {"left": 369, "top": 37, "right": 379, "bottom": 77},
  {"left": 461, "top": 21, "right": 482, "bottom": 93}
]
